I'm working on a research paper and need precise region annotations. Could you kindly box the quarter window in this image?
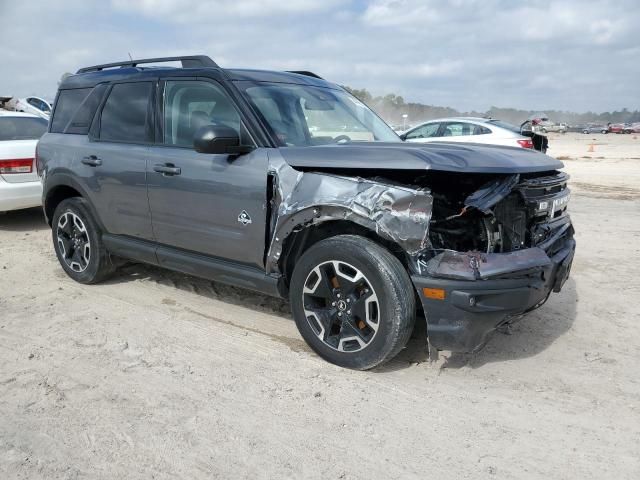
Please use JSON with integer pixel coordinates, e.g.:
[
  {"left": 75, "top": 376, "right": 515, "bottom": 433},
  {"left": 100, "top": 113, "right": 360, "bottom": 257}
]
[
  {"left": 50, "top": 88, "right": 91, "bottom": 133},
  {"left": 65, "top": 84, "right": 108, "bottom": 135},
  {"left": 163, "top": 80, "right": 240, "bottom": 147},
  {"left": 99, "top": 82, "right": 152, "bottom": 143}
]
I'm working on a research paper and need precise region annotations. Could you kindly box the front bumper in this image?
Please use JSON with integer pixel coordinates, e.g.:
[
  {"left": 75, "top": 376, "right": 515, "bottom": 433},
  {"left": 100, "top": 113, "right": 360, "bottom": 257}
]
[
  {"left": 411, "top": 239, "right": 575, "bottom": 352},
  {"left": 0, "top": 178, "right": 42, "bottom": 212}
]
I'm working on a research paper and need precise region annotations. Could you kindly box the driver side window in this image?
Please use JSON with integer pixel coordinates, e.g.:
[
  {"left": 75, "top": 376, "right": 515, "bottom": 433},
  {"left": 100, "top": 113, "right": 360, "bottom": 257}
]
[
  {"left": 163, "top": 80, "right": 241, "bottom": 147},
  {"left": 406, "top": 123, "right": 440, "bottom": 139}
]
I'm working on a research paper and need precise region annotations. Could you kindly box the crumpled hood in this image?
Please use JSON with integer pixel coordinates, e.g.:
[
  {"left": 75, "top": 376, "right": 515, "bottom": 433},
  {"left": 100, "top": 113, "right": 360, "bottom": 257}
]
[{"left": 279, "top": 141, "right": 564, "bottom": 174}]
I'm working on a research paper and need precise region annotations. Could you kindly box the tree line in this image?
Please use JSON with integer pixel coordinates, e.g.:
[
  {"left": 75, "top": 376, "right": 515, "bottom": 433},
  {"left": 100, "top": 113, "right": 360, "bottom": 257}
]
[{"left": 343, "top": 86, "right": 640, "bottom": 127}]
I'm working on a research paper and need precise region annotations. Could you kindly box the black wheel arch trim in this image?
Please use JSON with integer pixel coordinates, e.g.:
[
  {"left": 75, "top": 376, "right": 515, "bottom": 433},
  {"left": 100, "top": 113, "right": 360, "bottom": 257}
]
[
  {"left": 43, "top": 172, "right": 106, "bottom": 232},
  {"left": 267, "top": 205, "right": 407, "bottom": 276}
]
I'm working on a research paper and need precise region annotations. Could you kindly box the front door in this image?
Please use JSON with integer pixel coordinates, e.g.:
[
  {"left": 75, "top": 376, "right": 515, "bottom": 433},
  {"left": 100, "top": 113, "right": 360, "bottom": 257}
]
[{"left": 146, "top": 78, "right": 268, "bottom": 269}]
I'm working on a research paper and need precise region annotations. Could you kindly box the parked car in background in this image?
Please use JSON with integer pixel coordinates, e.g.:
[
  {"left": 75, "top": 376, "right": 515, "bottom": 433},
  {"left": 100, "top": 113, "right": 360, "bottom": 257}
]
[
  {"left": 566, "top": 124, "right": 587, "bottom": 133},
  {"left": 14, "top": 96, "right": 52, "bottom": 119},
  {"left": 582, "top": 124, "right": 609, "bottom": 134},
  {"left": 607, "top": 123, "right": 625, "bottom": 134},
  {"left": 400, "top": 117, "right": 545, "bottom": 151},
  {"left": 623, "top": 123, "right": 640, "bottom": 134},
  {"left": 0, "top": 111, "right": 47, "bottom": 212},
  {"left": 539, "top": 122, "right": 567, "bottom": 134}
]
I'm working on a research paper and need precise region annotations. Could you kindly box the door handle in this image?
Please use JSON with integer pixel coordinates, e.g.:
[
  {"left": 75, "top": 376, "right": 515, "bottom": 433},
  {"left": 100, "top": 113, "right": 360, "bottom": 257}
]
[
  {"left": 81, "top": 155, "right": 102, "bottom": 167},
  {"left": 153, "top": 163, "right": 181, "bottom": 176}
]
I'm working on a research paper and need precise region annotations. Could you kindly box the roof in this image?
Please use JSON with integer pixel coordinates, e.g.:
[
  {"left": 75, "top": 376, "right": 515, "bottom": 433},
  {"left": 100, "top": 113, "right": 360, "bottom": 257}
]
[
  {"left": 0, "top": 110, "right": 41, "bottom": 118},
  {"left": 60, "top": 65, "right": 339, "bottom": 90},
  {"left": 418, "top": 116, "right": 493, "bottom": 124},
  {"left": 226, "top": 69, "right": 337, "bottom": 88}
]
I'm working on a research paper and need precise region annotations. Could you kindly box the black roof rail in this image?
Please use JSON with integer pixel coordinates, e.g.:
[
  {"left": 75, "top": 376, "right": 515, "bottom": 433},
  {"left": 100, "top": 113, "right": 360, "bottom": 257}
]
[
  {"left": 286, "top": 70, "right": 323, "bottom": 79},
  {"left": 76, "top": 55, "right": 218, "bottom": 74}
]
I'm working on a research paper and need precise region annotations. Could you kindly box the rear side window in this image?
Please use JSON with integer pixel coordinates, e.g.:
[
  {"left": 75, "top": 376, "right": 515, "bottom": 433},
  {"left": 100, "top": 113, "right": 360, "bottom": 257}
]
[
  {"left": 474, "top": 125, "right": 491, "bottom": 135},
  {"left": 50, "top": 88, "right": 91, "bottom": 133},
  {"left": 99, "top": 82, "right": 152, "bottom": 143},
  {"left": 64, "top": 84, "right": 108, "bottom": 135},
  {"left": 0, "top": 117, "right": 48, "bottom": 140},
  {"left": 406, "top": 123, "right": 440, "bottom": 139}
]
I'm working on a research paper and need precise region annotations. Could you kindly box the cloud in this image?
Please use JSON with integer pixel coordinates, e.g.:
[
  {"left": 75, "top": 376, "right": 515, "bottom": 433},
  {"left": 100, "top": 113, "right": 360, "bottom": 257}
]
[
  {"left": 0, "top": 0, "right": 637, "bottom": 112},
  {"left": 111, "top": 0, "right": 343, "bottom": 19}
]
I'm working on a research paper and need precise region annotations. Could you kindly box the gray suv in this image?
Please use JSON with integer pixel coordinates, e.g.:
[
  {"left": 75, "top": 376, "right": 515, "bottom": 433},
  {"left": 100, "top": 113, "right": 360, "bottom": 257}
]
[{"left": 37, "top": 55, "right": 575, "bottom": 369}]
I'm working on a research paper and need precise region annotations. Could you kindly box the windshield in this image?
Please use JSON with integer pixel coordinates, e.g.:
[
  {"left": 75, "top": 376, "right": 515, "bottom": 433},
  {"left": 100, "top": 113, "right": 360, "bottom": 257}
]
[{"left": 237, "top": 81, "right": 399, "bottom": 146}]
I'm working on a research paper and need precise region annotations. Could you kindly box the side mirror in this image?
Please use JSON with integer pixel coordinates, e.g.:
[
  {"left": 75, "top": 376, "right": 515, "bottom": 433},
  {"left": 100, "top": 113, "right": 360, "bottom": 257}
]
[{"left": 193, "top": 125, "right": 254, "bottom": 155}]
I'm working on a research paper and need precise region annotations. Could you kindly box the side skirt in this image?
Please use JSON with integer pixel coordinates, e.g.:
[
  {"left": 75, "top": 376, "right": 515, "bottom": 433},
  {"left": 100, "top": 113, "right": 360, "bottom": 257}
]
[{"left": 103, "top": 234, "right": 283, "bottom": 298}]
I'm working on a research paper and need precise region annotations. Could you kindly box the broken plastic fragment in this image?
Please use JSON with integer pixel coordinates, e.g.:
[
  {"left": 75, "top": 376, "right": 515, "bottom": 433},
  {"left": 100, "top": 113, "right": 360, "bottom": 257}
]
[{"left": 424, "top": 248, "right": 551, "bottom": 280}]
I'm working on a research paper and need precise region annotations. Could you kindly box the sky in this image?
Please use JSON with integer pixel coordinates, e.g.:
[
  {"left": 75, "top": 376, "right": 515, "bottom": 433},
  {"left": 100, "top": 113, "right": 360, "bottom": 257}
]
[{"left": 1, "top": 0, "right": 637, "bottom": 113}]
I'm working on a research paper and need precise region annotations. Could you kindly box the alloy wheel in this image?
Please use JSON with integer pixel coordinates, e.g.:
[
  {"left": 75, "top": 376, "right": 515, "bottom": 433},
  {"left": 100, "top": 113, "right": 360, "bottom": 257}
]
[
  {"left": 302, "top": 260, "right": 380, "bottom": 352},
  {"left": 56, "top": 211, "right": 91, "bottom": 273}
]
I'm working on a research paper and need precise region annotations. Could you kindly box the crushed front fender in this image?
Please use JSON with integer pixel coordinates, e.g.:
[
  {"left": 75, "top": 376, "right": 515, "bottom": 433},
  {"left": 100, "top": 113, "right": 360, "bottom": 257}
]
[{"left": 265, "top": 154, "right": 433, "bottom": 274}]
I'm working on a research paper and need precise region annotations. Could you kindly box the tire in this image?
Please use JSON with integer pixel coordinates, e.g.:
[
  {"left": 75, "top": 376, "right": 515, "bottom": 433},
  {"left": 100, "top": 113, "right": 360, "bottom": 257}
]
[
  {"left": 51, "top": 197, "right": 114, "bottom": 284},
  {"left": 582, "top": 130, "right": 589, "bottom": 134},
  {"left": 601, "top": 130, "right": 608, "bottom": 134},
  {"left": 541, "top": 128, "right": 547, "bottom": 133},
  {"left": 290, "top": 235, "right": 415, "bottom": 370}
]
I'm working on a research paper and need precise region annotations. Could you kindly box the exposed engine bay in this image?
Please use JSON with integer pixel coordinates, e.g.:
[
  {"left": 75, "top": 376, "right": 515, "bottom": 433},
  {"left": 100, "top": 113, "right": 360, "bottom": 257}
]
[
  {"left": 414, "top": 169, "right": 573, "bottom": 279},
  {"left": 419, "top": 170, "right": 571, "bottom": 255}
]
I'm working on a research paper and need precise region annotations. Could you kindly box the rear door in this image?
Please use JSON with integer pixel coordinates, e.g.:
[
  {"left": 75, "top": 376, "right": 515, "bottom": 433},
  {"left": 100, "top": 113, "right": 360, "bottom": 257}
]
[
  {"left": 146, "top": 76, "right": 268, "bottom": 268},
  {"left": 73, "top": 81, "right": 155, "bottom": 239}
]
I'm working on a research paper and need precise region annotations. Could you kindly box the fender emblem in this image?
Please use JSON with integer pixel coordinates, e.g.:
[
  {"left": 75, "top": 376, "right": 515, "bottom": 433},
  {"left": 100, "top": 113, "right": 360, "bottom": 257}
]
[{"left": 238, "top": 210, "right": 252, "bottom": 226}]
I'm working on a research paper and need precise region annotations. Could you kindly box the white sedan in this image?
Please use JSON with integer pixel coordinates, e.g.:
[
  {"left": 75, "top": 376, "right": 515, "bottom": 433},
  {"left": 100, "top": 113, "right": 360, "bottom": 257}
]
[
  {"left": 399, "top": 117, "right": 536, "bottom": 149},
  {"left": 14, "top": 96, "right": 52, "bottom": 119},
  {"left": 0, "top": 111, "right": 47, "bottom": 212}
]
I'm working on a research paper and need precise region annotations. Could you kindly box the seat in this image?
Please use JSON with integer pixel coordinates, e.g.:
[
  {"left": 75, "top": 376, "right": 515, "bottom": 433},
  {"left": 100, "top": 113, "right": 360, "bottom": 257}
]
[{"left": 210, "top": 101, "right": 239, "bottom": 133}]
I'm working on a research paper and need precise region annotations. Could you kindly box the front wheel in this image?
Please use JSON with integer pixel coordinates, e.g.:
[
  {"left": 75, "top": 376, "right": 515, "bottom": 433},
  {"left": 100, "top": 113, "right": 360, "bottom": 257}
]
[
  {"left": 51, "top": 197, "right": 114, "bottom": 284},
  {"left": 290, "top": 235, "right": 415, "bottom": 370}
]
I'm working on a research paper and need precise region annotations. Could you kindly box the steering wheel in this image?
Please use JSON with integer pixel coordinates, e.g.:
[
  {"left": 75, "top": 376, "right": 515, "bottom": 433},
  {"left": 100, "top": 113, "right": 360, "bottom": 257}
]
[{"left": 333, "top": 135, "right": 352, "bottom": 144}]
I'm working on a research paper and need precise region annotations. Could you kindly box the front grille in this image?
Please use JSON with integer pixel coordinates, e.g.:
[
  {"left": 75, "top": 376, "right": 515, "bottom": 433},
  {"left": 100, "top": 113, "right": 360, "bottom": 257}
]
[{"left": 495, "top": 172, "right": 573, "bottom": 253}]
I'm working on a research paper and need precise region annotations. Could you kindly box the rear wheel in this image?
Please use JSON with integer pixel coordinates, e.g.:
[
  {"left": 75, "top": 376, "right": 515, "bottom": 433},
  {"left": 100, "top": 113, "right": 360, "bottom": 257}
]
[
  {"left": 290, "top": 235, "right": 415, "bottom": 370},
  {"left": 52, "top": 197, "right": 114, "bottom": 284}
]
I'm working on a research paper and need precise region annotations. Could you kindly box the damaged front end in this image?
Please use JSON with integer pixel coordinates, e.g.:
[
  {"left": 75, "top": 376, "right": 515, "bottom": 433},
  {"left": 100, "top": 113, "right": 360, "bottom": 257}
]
[
  {"left": 266, "top": 152, "right": 575, "bottom": 354},
  {"left": 412, "top": 170, "right": 575, "bottom": 352}
]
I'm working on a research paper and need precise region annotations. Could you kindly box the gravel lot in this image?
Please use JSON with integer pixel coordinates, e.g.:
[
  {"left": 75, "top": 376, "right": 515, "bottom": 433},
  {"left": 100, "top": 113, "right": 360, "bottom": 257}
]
[{"left": 1, "top": 133, "right": 639, "bottom": 479}]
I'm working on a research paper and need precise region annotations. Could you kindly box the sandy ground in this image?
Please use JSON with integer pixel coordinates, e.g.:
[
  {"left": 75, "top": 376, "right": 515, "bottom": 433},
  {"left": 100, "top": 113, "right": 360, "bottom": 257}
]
[{"left": 1, "top": 133, "right": 639, "bottom": 479}]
